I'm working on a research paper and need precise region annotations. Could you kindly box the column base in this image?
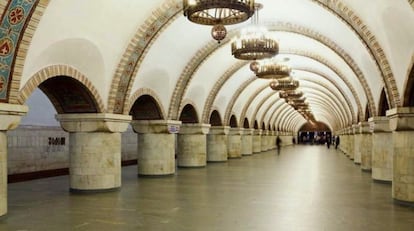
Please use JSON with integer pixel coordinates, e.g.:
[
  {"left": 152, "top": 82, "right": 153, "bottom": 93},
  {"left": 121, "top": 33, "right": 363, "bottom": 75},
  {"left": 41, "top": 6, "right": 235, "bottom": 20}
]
[
  {"left": 373, "top": 179, "right": 392, "bottom": 184},
  {"left": 138, "top": 173, "right": 175, "bottom": 178},
  {"left": 228, "top": 156, "right": 242, "bottom": 159},
  {"left": 70, "top": 187, "right": 120, "bottom": 194},
  {"left": 394, "top": 199, "right": 414, "bottom": 207},
  {"left": 207, "top": 160, "right": 227, "bottom": 163},
  {"left": 178, "top": 165, "right": 206, "bottom": 169}
]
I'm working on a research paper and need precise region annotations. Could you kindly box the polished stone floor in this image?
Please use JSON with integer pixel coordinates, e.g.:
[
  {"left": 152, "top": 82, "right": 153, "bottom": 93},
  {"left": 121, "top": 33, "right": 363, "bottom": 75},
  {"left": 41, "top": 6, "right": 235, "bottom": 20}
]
[{"left": 1, "top": 145, "right": 414, "bottom": 231}]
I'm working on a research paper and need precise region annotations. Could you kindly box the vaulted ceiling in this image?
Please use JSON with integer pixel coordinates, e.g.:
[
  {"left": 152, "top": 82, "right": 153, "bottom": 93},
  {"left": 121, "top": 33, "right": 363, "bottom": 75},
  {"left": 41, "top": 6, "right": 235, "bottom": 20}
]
[{"left": 4, "top": 0, "right": 414, "bottom": 132}]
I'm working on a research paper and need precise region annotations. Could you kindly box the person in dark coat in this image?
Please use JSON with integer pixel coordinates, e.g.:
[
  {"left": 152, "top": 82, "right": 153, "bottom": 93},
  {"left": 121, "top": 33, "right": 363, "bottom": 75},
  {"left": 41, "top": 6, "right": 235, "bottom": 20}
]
[
  {"left": 335, "top": 136, "right": 340, "bottom": 149},
  {"left": 276, "top": 136, "right": 282, "bottom": 155}
]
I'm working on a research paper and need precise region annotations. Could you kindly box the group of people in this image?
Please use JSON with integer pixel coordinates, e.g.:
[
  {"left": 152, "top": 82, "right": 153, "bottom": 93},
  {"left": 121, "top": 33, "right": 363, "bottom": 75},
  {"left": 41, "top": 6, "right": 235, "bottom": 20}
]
[
  {"left": 325, "top": 135, "right": 340, "bottom": 149},
  {"left": 275, "top": 134, "right": 340, "bottom": 155}
]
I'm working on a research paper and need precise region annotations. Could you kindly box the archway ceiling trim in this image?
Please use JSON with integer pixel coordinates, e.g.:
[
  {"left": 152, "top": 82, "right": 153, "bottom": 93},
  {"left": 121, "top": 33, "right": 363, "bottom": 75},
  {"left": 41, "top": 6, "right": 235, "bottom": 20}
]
[
  {"left": 273, "top": 103, "right": 294, "bottom": 131},
  {"left": 311, "top": 0, "right": 401, "bottom": 108},
  {"left": 108, "top": 0, "right": 182, "bottom": 114},
  {"left": 170, "top": 27, "right": 374, "bottom": 123},
  {"left": 181, "top": 47, "right": 369, "bottom": 132},
  {"left": 294, "top": 67, "right": 357, "bottom": 123},
  {"left": 296, "top": 73, "right": 352, "bottom": 119},
  {"left": 276, "top": 106, "right": 298, "bottom": 131},
  {"left": 269, "top": 100, "right": 287, "bottom": 129},
  {"left": 261, "top": 98, "right": 285, "bottom": 129},
  {"left": 299, "top": 81, "right": 350, "bottom": 126},
  {"left": 18, "top": 65, "right": 105, "bottom": 113},
  {"left": 305, "top": 95, "right": 344, "bottom": 128},
  {"left": 219, "top": 50, "right": 364, "bottom": 130},
  {"left": 127, "top": 87, "right": 166, "bottom": 120},
  {"left": 279, "top": 111, "right": 297, "bottom": 132},
  {"left": 202, "top": 61, "right": 247, "bottom": 123},
  {"left": 170, "top": 22, "right": 376, "bottom": 123}
]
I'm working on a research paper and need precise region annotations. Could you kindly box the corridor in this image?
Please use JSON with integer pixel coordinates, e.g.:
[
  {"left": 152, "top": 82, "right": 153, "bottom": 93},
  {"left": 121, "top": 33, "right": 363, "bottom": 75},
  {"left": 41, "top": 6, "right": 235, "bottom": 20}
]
[{"left": 1, "top": 145, "right": 413, "bottom": 231}]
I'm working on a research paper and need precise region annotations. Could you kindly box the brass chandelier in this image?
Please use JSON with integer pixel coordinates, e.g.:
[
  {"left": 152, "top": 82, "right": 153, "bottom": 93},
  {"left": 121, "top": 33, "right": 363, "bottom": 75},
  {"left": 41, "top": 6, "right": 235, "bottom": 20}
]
[
  {"left": 256, "top": 61, "right": 291, "bottom": 79},
  {"left": 269, "top": 78, "right": 299, "bottom": 91},
  {"left": 279, "top": 90, "right": 303, "bottom": 99},
  {"left": 231, "top": 3, "right": 278, "bottom": 61},
  {"left": 183, "top": 0, "right": 256, "bottom": 43}
]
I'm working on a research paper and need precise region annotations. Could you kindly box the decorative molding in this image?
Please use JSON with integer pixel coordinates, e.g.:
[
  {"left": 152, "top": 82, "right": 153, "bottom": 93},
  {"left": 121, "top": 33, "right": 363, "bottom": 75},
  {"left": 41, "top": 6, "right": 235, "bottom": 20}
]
[
  {"left": 312, "top": 0, "right": 400, "bottom": 108},
  {"left": 127, "top": 87, "right": 166, "bottom": 120},
  {"left": 108, "top": 0, "right": 181, "bottom": 114},
  {"left": 18, "top": 65, "right": 105, "bottom": 113}
]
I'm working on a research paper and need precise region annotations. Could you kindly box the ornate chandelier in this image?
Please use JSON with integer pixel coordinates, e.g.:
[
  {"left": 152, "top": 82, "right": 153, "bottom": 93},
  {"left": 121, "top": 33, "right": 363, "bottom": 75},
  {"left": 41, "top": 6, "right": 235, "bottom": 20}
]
[
  {"left": 257, "top": 61, "right": 291, "bottom": 79},
  {"left": 183, "top": 0, "right": 256, "bottom": 43},
  {"left": 231, "top": 3, "right": 278, "bottom": 61},
  {"left": 279, "top": 90, "right": 303, "bottom": 99},
  {"left": 269, "top": 78, "right": 299, "bottom": 91}
]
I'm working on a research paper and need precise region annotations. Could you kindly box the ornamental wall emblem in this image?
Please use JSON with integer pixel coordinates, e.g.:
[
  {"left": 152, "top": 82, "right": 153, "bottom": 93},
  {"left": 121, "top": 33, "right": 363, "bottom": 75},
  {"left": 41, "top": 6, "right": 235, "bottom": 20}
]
[
  {"left": 0, "top": 38, "right": 13, "bottom": 57},
  {"left": 0, "top": 75, "right": 6, "bottom": 93},
  {"left": 8, "top": 7, "right": 25, "bottom": 25}
]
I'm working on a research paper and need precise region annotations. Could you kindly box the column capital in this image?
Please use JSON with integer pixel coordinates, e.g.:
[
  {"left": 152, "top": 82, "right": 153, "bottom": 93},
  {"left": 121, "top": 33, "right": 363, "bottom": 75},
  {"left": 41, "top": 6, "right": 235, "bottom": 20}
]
[
  {"left": 229, "top": 127, "right": 244, "bottom": 135},
  {"left": 132, "top": 120, "right": 181, "bottom": 134},
  {"left": 358, "top": 121, "right": 370, "bottom": 134},
  {"left": 386, "top": 107, "right": 414, "bottom": 131},
  {"left": 253, "top": 129, "right": 262, "bottom": 135},
  {"left": 209, "top": 126, "right": 230, "bottom": 135},
  {"left": 368, "top": 116, "right": 390, "bottom": 133},
  {"left": 0, "top": 103, "right": 28, "bottom": 130},
  {"left": 352, "top": 124, "right": 360, "bottom": 134},
  {"left": 56, "top": 113, "right": 131, "bottom": 133},
  {"left": 179, "top": 123, "right": 210, "bottom": 134},
  {"left": 242, "top": 128, "right": 254, "bottom": 135}
]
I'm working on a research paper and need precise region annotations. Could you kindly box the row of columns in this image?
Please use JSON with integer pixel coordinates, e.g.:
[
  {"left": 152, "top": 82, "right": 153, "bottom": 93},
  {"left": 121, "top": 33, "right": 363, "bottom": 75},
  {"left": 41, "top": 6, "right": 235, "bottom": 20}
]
[
  {"left": 337, "top": 107, "right": 414, "bottom": 204},
  {"left": 0, "top": 105, "right": 294, "bottom": 217}
]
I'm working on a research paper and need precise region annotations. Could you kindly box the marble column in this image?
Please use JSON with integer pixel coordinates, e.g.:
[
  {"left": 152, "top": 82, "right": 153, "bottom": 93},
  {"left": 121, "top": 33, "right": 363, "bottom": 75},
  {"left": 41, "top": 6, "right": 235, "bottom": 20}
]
[
  {"left": 207, "top": 126, "right": 229, "bottom": 162},
  {"left": 228, "top": 128, "right": 243, "bottom": 159},
  {"left": 261, "top": 130, "right": 268, "bottom": 152},
  {"left": 359, "top": 122, "right": 372, "bottom": 171},
  {"left": 269, "top": 131, "right": 276, "bottom": 150},
  {"left": 56, "top": 113, "right": 131, "bottom": 192},
  {"left": 339, "top": 129, "right": 348, "bottom": 154},
  {"left": 132, "top": 120, "right": 181, "bottom": 176},
  {"left": 353, "top": 124, "right": 361, "bottom": 164},
  {"left": 253, "top": 129, "right": 262, "bottom": 153},
  {"left": 177, "top": 123, "right": 210, "bottom": 167},
  {"left": 0, "top": 103, "right": 27, "bottom": 217},
  {"left": 241, "top": 128, "right": 254, "bottom": 156},
  {"left": 369, "top": 117, "right": 392, "bottom": 182},
  {"left": 387, "top": 107, "right": 414, "bottom": 204},
  {"left": 348, "top": 126, "right": 355, "bottom": 160}
]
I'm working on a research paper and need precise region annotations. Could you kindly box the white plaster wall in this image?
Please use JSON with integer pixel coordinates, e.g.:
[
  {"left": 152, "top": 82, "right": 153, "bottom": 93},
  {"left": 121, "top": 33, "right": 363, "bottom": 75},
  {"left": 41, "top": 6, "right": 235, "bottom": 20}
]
[{"left": 23, "top": 0, "right": 165, "bottom": 107}]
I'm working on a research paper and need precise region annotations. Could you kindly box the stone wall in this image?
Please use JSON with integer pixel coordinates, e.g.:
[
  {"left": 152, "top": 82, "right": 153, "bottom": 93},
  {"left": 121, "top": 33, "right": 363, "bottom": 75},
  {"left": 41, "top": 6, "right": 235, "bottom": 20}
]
[{"left": 7, "top": 125, "right": 137, "bottom": 175}]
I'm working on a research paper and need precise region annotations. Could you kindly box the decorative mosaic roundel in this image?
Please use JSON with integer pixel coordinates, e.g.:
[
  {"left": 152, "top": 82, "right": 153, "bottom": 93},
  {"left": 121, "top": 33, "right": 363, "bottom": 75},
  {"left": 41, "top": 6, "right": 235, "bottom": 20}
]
[{"left": 8, "top": 7, "right": 25, "bottom": 25}]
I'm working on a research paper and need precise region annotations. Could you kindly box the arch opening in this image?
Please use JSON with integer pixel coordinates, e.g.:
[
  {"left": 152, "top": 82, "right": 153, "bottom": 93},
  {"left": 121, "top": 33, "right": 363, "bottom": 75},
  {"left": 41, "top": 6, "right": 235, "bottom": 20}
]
[
  {"left": 209, "top": 110, "right": 222, "bottom": 126},
  {"left": 129, "top": 95, "right": 163, "bottom": 120},
  {"left": 179, "top": 104, "right": 199, "bottom": 123},
  {"left": 38, "top": 76, "right": 99, "bottom": 114}
]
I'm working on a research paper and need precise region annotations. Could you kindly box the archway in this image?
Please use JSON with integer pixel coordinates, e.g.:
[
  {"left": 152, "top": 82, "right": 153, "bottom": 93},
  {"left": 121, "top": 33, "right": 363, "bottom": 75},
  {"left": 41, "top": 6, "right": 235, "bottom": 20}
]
[{"left": 298, "top": 121, "right": 331, "bottom": 145}]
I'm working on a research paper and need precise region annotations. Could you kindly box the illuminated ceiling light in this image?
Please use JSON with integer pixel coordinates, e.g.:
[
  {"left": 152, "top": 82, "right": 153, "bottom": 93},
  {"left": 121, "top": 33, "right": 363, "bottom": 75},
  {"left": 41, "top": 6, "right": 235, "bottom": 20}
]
[
  {"left": 183, "top": 0, "right": 256, "bottom": 43},
  {"left": 231, "top": 3, "right": 278, "bottom": 61},
  {"left": 279, "top": 90, "right": 303, "bottom": 99},
  {"left": 269, "top": 78, "right": 299, "bottom": 91},
  {"left": 255, "top": 60, "right": 291, "bottom": 79}
]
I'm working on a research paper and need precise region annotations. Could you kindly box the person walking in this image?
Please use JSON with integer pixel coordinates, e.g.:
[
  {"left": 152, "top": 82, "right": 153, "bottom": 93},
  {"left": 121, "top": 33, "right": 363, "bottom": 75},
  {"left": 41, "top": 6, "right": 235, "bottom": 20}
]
[
  {"left": 276, "top": 136, "right": 282, "bottom": 155},
  {"left": 326, "top": 135, "right": 331, "bottom": 149},
  {"left": 335, "top": 136, "right": 340, "bottom": 149}
]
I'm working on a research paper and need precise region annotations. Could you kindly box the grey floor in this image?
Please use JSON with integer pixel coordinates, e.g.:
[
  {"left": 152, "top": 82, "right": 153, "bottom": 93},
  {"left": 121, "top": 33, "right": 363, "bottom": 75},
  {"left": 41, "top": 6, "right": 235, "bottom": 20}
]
[{"left": 1, "top": 145, "right": 414, "bottom": 231}]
